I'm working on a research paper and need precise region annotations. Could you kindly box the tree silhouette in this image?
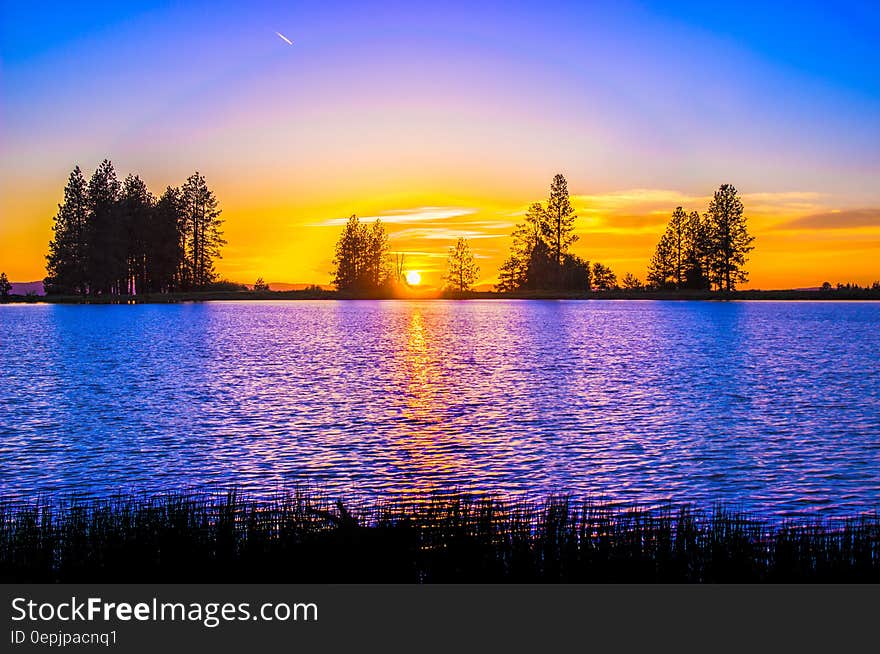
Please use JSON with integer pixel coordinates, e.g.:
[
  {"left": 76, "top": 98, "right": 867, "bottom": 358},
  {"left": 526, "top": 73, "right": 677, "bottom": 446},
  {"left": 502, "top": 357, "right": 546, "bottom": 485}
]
[
  {"left": 0, "top": 272, "right": 11, "bottom": 301},
  {"left": 543, "top": 174, "right": 578, "bottom": 280},
  {"left": 496, "top": 175, "right": 588, "bottom": 292},
  {"left": 45, "top": 166, "right": 89, "bottom": 295},
  {"left": 44, "top": 162, "right": 225, "bottom": 296},
  {"left": 706, "top": 184, "right": 754, "bottom": 291},
  {"left": 592, "top": 262, "right": 617, "bottom": 290},
  {"left": 647, "top": 188, "right": 753, "bottom": 292},
  {"left": 647, "top": 230, "right": 675, "bottom": 289},
  {"left": 149, "top": 187, "right": 185, "bottom": 293},
  {"left": 496, "top": 202, "right": 545, "bottom": 292},
  {"left": 253, "top": 277, "right": 270, "bottom": 291},
  {"left": 181, "top": 172, "right": 225, "bottom": 289},
  {"left": 648, "top": 206, "right": 710, "bottom": 290},
  {"left": 120, "top": 174, "right": 155, "bottom": 295},
  {"left": 444, "top": 237, "right": 480, "bottom": 292},
  {"left": 331, "top": 215, "right": 389, "bottom": 292},
  {"left": 85, "top": 159, "right": 124, "bottom": 295},
  {"left": 621, "top": 272, "right": 642, "bottom": 290},
  {"left": 683, "top": 210, "right": 711, "bottom": 290}
]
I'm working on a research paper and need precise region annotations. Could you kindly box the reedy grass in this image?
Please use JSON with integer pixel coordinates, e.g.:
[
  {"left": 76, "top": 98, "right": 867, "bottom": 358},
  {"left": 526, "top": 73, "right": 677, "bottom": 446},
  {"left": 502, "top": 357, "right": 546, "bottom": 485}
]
[{"left": 1, "top": 490, "right": 878, "bottom": 582}]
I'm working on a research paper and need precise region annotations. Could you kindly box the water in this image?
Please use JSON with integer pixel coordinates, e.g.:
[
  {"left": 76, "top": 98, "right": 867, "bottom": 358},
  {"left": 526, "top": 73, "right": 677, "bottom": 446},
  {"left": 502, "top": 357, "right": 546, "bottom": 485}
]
[{"left": 1, "top": 300, "right": 879, "bottom": 517}]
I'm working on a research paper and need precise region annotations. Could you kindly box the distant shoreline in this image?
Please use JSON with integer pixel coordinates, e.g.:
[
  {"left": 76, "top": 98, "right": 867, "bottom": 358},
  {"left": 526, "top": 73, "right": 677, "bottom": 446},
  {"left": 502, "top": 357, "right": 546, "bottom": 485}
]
[{"left": 4, "top": 288, "right": 880, "bottom": 304}]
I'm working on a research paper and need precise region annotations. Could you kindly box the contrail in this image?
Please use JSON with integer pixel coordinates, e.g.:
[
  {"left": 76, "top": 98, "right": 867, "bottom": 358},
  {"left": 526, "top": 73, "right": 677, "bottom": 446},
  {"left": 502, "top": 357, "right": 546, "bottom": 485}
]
[{"left": 275, "top": 31, "right": 293, "bottom": 46}]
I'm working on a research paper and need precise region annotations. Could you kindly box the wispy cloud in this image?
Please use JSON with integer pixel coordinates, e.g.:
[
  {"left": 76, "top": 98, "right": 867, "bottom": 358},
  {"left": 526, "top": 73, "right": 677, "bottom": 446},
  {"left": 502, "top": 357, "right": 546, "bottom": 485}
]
[
  {"left": 572, "top": 189, "right": 708, "bottom": 213},
  {"left": 309, "top": 206, "right": 477, "bottom": 227},
  {"left": 390, "top": 227, "right": 502, "bottom": 241},
  {"left": 776, "top": 208, "right": 880, "bottom": 230}
]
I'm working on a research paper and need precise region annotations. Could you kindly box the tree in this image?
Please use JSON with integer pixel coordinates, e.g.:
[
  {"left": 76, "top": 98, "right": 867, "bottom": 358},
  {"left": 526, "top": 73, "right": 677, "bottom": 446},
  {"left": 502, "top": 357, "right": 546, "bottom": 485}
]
[
  {"left": 705, "top": 184, "right": 754, "bottom": 291},
  {"left": 683, "top": 210, "right": 711, "bottom": 290},
  {"left": 331, "top": 215, "right": 388, "bottom": 292},
  {"left": 366, "top": 219, "right": 389, "bottom": 290},
  {"left": 560, "top": 254, "right": 590, "bottom": 291},
  {"left": 120, "top": 174, "right": 155, "bottom": 295},
  {"left": 592, "top": 262, "right": 617, "bottom": 290},
  {"left": 496, "top": 175, "right": 584, "bottom": 292},
  {"left": 43, "top": 162, "right": 223, "bottom": 297},
  {"left": 543, "top": 174, "right": 578, "bottom": 280},
  {"left": 45, "top": 166, "right": 89, "bottom": 295},
  {"left": 647, "top": 231, "right": 675, "bottom": 289},
  {"left": 621, "top": 272, "right": 642, "bottom": 290},
  {"left": 444, "top": 237, "right": 480, "bottom": 292},
  {"left": 148, "top": 187, "right": 186, "bottom": 293},
  {"left": 85, "top": 159, "right": 124, "bottom": 295},
  {"left": 496, "top": 202, "right": 546, "bottom": 292},
  {"left": 394, "top": 253, "right": 407, "bottom": 285},
  {"left": 0, "top": 272, "right": 11, "bottom": 300},
  {"left": 648, "top": 206, "right": 705, "bottom": 290},
  {"left": 666, "top": 207, "right": 689, "bottom": 288},
  {"left": 332, "top": 215, "right": 363, "bottom": 291},
  {"left": 180, "top": 172, "right": 225, "bottom": 289},
  {"left": 253, "top": 278, "right": 270, "bottom": 291}
]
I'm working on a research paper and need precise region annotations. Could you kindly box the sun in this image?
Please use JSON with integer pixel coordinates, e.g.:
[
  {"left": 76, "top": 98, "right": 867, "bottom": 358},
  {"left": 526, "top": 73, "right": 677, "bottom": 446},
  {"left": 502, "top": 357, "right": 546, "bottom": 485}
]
[{"left": 405, "top": 270, "right": 422, "bottom": 286}]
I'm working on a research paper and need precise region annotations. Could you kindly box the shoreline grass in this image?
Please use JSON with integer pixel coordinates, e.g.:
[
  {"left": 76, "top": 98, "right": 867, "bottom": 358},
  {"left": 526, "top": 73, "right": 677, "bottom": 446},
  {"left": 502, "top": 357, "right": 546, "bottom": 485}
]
[{"left": 2, "top": 490, "right": 879, "bottom": 583}]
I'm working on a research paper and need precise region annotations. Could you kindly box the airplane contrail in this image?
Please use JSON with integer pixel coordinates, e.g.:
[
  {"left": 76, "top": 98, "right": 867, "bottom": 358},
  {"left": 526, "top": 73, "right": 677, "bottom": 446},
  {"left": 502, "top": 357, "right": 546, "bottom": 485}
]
[{"left": 275, "top": 31, "right": 294, "bottom": 46}]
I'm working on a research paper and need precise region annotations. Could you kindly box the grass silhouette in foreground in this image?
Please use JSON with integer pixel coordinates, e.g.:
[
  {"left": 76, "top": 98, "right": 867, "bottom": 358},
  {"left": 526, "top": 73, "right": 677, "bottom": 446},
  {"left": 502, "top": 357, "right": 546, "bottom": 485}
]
[{"left": 3, "top": 490, "right": 879, "bottom": 583}]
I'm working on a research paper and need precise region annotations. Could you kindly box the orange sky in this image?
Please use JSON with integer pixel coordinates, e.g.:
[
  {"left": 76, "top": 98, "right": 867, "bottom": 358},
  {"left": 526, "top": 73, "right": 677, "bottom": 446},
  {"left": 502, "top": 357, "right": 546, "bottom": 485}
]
[{"left": 2, "top": 174, "right": 879, "bottom": 290}]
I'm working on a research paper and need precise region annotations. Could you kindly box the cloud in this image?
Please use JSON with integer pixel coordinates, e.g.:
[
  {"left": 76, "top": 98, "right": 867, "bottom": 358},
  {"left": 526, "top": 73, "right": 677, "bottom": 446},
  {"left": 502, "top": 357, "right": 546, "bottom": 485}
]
[
  {"left": 777, "top": 208, "right": 880, "bottom": 230},
  {"left": 390, "top": 227, "right": 502, "bottom": 241},
  {"left": 572, "top": 189, "right": 708, "bottom": 213},
  {"left": 310, "top": 206, "right": 477, "bottom": 227}
]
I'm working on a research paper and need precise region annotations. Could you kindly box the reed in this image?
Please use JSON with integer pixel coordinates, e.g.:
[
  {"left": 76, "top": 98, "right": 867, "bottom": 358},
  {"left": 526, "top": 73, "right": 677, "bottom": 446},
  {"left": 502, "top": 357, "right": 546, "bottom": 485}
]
[{"left": 2, "top": 490, "right": 878, "bottom": 582}]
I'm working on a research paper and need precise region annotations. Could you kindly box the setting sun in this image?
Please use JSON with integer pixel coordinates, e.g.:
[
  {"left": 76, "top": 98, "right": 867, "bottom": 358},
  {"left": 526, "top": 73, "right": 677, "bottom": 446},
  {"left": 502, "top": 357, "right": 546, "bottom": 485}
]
[{"left": 405, "top": 271, "right": 422, "bottom": 286}]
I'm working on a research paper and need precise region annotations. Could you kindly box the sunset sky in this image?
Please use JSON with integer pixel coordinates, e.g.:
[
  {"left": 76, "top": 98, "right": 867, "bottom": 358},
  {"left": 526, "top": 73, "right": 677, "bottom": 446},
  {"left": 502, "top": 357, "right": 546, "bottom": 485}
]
[{"left": 1, "top": 1, "right": 878, "bottom": 288}]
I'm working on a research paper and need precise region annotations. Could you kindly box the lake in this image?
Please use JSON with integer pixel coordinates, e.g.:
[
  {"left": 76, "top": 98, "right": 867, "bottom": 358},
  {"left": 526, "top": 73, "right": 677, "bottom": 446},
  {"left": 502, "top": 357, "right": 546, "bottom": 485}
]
[{"left": 2, "top": 300, "right": 879, "bottom": 517}]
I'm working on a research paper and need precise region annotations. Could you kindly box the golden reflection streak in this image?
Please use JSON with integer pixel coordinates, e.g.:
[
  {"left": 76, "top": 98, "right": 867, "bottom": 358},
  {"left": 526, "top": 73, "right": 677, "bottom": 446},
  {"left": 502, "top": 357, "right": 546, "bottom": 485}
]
[{"left": 385, "top": 305, "right": 473, "bottom": 501}]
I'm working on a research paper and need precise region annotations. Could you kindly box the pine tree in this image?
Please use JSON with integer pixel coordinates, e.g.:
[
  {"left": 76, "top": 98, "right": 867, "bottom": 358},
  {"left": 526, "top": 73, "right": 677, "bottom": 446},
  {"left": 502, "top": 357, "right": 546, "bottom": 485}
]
[
  {"left": 45, "top": 166, "right": 89, "bottom": 295},
  {"left": 120, "top": 174, "right": 155, "bottom": 295},
  {"left": 331, "top": 216, "right": 388, "bottom": 292},
  {"left": 366, "top": 219, "right": 389, "bottom": 290},
  {"left": 706, "top": 184, "right": 754, "bottom": 291},
  {"left": 444, "top": 237, "right": 480, "bottom": 292},
  {"left": 149, "top": 187, "right": 186, "bottom": 293},
  {"left": 543, "top": 174, "right": 578, "bottom": 279},
  {"left": 667, "top": 206, "right": 688, "bottom": 288},
  {"left": 497, "top": 175, "right": 584, "bottom": 292},
  {"left": 332, "top": 215, "right": 363, "bottom": 291},
  {"left": 496, "top": 202, "right": 546, "bottom": 291},
  {"left": 683, "top": 210, "right": 711, "bottom": 290},
  {"left": 647, "top": 230, "right": 675, "bottom": 289},
  {"left": 592, "top": 262, "right": 617, "bottom": 290},
  {"left": 181, "top": 172, "right": 225, "bottom": 289},
  {"left": 85, "top": 160, "right": 123, "bottom": 295},
  {"left": 0, "top": 272, "right": 11, "bottom": 301}
]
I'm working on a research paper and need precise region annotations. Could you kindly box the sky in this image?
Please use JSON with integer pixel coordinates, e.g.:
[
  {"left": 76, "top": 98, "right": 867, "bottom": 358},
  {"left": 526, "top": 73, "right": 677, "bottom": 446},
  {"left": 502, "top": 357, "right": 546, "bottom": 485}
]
[{"left": 1, "top": 0, "right": 878, "bottom": 288}]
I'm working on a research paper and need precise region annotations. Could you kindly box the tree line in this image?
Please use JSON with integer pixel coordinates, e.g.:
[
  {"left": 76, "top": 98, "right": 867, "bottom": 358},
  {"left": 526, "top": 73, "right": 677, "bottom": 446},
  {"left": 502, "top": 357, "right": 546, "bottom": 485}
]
[
  {"left": 646, "top": 184, "right": 754, "bottom": 291},
  {"left": 328, "top": 174, "right": 756, "bottom": 294},
  {"left": 44, "top": 160, "right": 225, "bottom": 296}
]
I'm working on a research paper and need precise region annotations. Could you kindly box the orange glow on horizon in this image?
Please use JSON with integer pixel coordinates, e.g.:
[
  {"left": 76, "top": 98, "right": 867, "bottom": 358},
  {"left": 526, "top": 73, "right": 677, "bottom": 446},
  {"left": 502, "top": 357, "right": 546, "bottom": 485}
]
[{"left": 0, "top": 176, "right": 877, "bottom": 290}]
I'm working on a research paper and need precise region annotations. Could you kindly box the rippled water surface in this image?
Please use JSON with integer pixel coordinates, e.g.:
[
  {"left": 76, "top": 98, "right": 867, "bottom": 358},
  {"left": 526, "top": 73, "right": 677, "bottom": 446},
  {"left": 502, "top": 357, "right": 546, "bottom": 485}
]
[{"left": 2, "top": 300, "right": 880, "bottom": 516}]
